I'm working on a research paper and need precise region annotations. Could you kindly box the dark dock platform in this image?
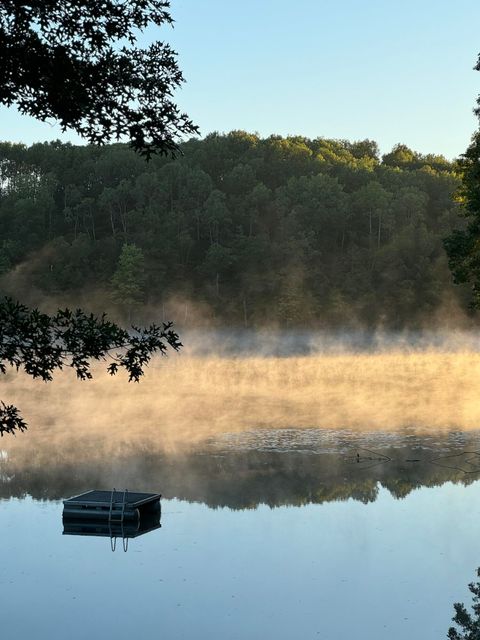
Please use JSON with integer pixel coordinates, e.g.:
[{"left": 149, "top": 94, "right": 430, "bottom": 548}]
[{"left": 63, "top": 489, "right": 161, "bottom": 522}]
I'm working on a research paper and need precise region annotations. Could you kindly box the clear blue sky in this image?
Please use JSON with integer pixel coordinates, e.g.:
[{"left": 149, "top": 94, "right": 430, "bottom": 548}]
[{"left": 1, "top": 0, "right": 480, "bottom": 159}]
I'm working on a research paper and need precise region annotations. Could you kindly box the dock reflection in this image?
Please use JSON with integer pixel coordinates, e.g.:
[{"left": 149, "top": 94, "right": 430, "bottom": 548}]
[{"left": 63, "top": 507, "right": 161, "bottom": 552}]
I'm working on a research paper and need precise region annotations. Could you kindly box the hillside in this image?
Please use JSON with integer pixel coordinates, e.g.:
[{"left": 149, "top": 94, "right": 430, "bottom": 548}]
[{"left": 0, "top": 132, "right": 470, "bottom": 327}]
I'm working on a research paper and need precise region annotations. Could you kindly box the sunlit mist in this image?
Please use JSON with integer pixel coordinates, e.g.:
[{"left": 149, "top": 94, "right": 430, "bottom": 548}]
[{"left": 3, "top": 342, "right": 480, "bottom": 460}]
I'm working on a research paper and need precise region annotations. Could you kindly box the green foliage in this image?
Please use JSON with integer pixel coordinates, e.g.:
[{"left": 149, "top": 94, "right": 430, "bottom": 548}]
[
  {"left": 444, "top": 54, "right": 480, "bottom": 306},
  {"left": 0, "top": 297, "right": 181, "bottom": 435},
  {"left": 448, "top": 568, "right": 480, "bottom": 640},
  {"left": 0, "top": 134, "right": 465, "bottom": 327},
  {"left": 444, "top": 131, "right": 480, "bottom": 306},
  {"left": 111, "top": 243, "right": 146, "bottom": 318}
]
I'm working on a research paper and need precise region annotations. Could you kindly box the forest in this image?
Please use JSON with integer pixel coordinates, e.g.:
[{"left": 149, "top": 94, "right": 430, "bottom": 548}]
[{"left": 0, "top": 131, "right": 470, "bottom": 328}]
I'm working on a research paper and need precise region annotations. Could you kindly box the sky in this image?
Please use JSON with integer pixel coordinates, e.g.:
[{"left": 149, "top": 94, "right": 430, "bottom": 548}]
[{"left": 1, "top": 0, "right": 480, "bottom": 159}]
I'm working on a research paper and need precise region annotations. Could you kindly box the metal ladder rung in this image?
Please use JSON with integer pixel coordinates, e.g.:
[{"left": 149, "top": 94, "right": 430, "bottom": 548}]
[
  {"left": 108, "top": 488, "right": 130, "bottom": 552},
  {"left": 108, "top": 488, "right": 128, "bottom": 524}
]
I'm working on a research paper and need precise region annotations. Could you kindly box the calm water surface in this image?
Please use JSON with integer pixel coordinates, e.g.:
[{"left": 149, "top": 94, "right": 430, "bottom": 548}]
[{"left": 1, "top": 428, "right": 480, "bottom": 640}]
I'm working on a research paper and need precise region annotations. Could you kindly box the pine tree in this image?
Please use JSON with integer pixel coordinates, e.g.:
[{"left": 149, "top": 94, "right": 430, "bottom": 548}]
[
  {"left": 111, "top": 244, "right": 146, "bottom": 321},
  {"left": 448, "top": 568, "right": 480, "bottom": 640}
]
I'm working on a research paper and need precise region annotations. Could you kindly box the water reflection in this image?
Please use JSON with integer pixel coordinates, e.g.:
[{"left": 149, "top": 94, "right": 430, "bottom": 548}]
[
  {"left": 1, "top": 427, "right": 480, "bottom": 640},
  {"left": 1, "top": 428, "right": 480, "bottom": 508},
  {"left": 63, "top": 511, "right": 162, "bottom": 552},
  {"left": 1, "top": 483, "right": 479, "bottom": 640},
  {"left": 3, "top": 346, "right": 480, "bottom": 637}
]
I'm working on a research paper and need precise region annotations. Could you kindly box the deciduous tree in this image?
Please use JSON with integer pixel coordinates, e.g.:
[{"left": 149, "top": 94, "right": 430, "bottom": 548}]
[
  {"left": 0, "top": 297, "right": 180, "bottom": 435},
  {"left": 0, "top": 1, "right": 198, "bottom": 157}
]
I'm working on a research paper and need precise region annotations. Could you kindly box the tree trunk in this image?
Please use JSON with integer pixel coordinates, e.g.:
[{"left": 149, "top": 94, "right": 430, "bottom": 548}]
[
  {"left": 90, "top": 207, "right": 96, "bottom": 242},
  {"left": 110, "top": 207, "right": 116, "bottom": 237},
  {"left": 120, "top": 204, "right": 128, "bottom": 238}
]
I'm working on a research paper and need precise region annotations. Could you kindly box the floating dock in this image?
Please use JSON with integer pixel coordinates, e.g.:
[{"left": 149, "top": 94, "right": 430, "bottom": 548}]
[{"left": 63, "top": 489, "right": 161, "bottom": 522}]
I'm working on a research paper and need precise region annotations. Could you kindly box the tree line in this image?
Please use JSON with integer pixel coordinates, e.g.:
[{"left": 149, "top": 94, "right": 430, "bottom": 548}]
[{"left": 0, "top": 132, "right": 470, "bottom": 327}]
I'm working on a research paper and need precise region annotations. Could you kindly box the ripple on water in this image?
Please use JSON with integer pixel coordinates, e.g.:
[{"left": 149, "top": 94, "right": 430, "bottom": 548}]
[{"left": 203, "top": 427, "right": 480, "bottom": 455}]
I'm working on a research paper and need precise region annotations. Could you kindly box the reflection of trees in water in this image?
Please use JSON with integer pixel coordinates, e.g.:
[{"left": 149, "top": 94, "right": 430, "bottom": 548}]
[
  {"left": 0, "top": 441, "right": 479, "bottom": 509},
  {"left": 448, "top": 568, "right": 480, "bottom": 640}
]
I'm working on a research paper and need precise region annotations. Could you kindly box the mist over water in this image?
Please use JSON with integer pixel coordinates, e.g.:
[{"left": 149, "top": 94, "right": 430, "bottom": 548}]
[
  {"left": 178, "top": 327, "right": 480, "bottom": 357},
  {"left": 2, "top": 329, "right": 480, "bottom": 640},
  {"left": 4, "top": 327, "right": 480, "bottom": 503},
  {"left": 3, "top": 328, "right": 480, "bottom": 462}
]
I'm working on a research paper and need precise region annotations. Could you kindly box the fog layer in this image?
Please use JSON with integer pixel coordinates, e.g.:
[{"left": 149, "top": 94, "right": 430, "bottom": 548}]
[{"left": 3, "top": 345, "right": 480, "bottom": 459}]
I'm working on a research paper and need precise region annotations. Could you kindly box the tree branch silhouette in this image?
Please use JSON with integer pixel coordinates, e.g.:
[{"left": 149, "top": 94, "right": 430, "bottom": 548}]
[
  {"left": 0, "top": 1, "right": 194, "bottom": 432},
  {"left": 448, "top": 568, "right": 480, "bottom": 640},
  {"left": 0, "top": 1, "right": 198, "bottom": 158},
  {"left": 0, "top": 298, "right": 181, "bottom": 435}
]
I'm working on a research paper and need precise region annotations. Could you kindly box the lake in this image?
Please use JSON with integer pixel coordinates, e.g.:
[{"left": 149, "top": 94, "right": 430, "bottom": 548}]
[{"left": 1, "top": 344, "right": 480, "bottom": 639}]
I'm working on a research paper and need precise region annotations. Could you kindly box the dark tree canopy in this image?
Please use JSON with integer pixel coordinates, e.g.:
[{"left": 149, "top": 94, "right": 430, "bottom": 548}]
[
  {"left": 0, "top": 0, "right": 198, "bottom": 157},
  {"left": 0, "top": 134, "right": 464, "bottom": 329},
  {"left": 444, "top": 53, "right": 480, "bottom": 303}
]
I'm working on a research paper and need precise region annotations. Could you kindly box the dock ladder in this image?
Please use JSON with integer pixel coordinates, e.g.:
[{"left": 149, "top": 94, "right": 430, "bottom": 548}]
[{"left": 108, "top": 488, "right": 129, "bottom": 552}]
